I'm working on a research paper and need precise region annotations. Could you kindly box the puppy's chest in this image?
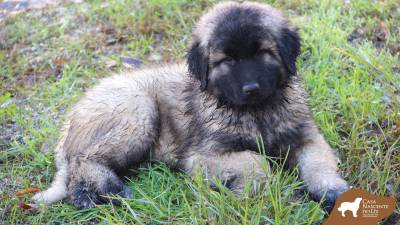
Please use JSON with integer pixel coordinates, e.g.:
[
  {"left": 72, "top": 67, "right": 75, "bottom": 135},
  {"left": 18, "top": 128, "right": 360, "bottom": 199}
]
[
  {"left": 207, "top": 115, "right": 268, "bottom": 152},
  {"left": 208, "top": 114, "right": 298, "bottom": 154}
]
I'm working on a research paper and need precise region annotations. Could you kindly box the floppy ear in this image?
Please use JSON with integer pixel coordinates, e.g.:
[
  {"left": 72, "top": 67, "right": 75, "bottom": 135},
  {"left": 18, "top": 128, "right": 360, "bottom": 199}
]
[
  {"left": 276, "top": 27, "right": 301, "bottom": 76},
  {"left": 187, "top": 41, "right": 209, "bottom": 91}
]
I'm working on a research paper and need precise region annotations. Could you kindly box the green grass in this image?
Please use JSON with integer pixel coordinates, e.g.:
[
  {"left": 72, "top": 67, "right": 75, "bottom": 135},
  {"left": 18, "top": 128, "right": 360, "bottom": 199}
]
[{"left": 1, "top": 0, "right": 399, "bottom": 224}]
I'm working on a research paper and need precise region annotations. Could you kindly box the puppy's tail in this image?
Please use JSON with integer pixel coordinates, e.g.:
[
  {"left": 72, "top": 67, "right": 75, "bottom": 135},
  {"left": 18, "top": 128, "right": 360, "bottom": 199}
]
[
  {"left": 32, "top": 163, "right": 68, "bottom": 206},
  {"left": 32, "top": 127, "right": 70, "bottom": 206}
]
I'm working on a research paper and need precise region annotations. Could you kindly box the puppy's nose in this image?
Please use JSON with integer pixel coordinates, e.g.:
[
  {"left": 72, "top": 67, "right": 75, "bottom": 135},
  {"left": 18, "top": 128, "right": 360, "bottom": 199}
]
[{"left": 242, "top": 82, "right": 260, "bottom": 95}]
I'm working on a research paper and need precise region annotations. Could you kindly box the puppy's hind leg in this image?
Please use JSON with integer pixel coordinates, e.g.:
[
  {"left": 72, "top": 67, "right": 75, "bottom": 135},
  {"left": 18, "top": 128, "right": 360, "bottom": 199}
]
[
  {"left": 34, "top": 77, "right": 160, "bottom": 208},
  {"left": 68, "top": 160, "right": 133, "bottom": 209},
  {"left": 66, "top": 93, "right": 160, "bottom": 209},
  {"left": 69, "top": 109, "right": 159, "bottom": 208}
]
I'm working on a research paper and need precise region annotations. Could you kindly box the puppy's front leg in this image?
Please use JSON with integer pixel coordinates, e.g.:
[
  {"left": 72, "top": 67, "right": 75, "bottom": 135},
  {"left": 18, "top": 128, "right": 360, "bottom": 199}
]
[
  {"left": 294, "top": 133, "right": 349, "bottom": 211},
  {"left": 182, "top": 151, "right": 268, "bottom": 195}
]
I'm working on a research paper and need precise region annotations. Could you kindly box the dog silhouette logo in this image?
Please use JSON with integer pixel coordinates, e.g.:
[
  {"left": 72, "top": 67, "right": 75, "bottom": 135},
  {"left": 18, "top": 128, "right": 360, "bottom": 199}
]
[
  {"left": 323, "top": 188, "right": 396, "bottom": 225},
  {"left": 337, "top": 197, "right": 362, "bottom": 217}
]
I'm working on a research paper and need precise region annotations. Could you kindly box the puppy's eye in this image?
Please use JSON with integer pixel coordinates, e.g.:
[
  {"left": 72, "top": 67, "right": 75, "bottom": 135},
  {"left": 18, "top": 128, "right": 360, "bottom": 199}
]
[
  {"left": 222, "top": 57, "right": 235, "bottom": 65},
  {"left": 257, "top": 49, "right": 272, "bottom": 55}
]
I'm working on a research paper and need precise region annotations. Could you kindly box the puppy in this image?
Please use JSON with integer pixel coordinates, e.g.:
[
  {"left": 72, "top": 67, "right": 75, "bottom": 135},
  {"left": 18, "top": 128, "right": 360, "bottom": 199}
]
[{"left": 33, "top": 1, "right": 349, "bottom": 211}]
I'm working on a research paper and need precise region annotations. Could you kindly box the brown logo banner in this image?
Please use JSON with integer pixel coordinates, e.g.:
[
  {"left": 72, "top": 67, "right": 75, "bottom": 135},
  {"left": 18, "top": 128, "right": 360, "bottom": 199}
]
[{"left": 324, "top": 188, "right": 396, "bottom": 225}]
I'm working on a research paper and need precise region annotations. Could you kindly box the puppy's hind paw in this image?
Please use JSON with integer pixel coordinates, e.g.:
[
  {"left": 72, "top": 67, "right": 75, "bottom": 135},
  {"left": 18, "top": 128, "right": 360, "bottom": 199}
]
[
  {"left": 120, "top": 185, "right": 133, "bottom": 199},
  {"left": 70, "top": 186, "right": 100, "bottom": 210},
  {"left": 99, "top": 177, "right": 133, "bottom": 205}
]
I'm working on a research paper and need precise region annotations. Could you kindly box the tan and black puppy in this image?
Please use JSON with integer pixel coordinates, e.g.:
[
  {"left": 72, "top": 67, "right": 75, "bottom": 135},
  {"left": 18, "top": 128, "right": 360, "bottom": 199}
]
[{"left": 33, "top": 1, "right": 349, "bottom": 211}]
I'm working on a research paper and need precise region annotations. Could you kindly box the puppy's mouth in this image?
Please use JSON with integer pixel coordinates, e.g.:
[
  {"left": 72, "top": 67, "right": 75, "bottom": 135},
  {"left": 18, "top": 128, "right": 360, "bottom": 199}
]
[
  {"left": 241, "top": 95, "right": 268, "bottom": 105},
  {"left": 220, "top": 93, "right": 269, "bottom": 108},
  {"left": 232, "top": 87, "right": 285, "bottom": 108}
]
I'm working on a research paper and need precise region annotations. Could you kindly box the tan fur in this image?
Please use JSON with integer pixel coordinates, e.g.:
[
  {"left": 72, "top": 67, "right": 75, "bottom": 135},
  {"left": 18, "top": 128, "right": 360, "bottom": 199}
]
[{"left": 34, "top": 64, "right": 190, "bottom": 205}]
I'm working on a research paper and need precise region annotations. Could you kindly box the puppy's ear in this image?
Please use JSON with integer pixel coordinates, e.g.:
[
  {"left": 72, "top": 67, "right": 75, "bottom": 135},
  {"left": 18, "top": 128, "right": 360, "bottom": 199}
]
[
  {"left": 276, "top": 27, "right": 301, "bottom": 76},
  {"left": 187, "top": 41, "right": 209, "bottom": 91}
]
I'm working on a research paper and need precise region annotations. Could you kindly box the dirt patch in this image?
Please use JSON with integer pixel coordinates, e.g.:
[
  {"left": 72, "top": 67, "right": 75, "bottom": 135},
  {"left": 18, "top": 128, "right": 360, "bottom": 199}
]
[
  {"left": 347, "top": 27, "right": 366, "bottom": 44},
  {"left": 372, "top": 21, "right": 390, "bottom": 50},
  {"left": 348, "top": 20, "right": 400, "bottom": 56}
]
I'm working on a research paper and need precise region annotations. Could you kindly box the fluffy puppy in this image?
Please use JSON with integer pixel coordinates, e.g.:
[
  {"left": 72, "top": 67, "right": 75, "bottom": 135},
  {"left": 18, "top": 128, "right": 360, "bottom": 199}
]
[{"left": 33, "top": 1, "right": 349, "bottom": 212}]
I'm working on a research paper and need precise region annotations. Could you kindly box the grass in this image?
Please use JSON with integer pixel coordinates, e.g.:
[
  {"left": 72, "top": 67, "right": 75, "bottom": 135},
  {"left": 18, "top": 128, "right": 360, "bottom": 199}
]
[{"left": 0, "top": 0, "right": 399, "bottom": 224}]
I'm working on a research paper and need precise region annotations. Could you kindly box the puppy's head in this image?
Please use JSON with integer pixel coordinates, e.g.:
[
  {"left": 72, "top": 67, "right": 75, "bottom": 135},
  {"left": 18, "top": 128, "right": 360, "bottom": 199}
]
[{"left": 187, "top": 1, "right": 300, "bottom": 107}]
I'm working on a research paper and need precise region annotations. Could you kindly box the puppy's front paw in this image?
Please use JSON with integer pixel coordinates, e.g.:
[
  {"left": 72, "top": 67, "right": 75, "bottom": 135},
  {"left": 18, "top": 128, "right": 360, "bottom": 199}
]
[{"left": 310, "top": 183, "right": 349, "bottom": 213}]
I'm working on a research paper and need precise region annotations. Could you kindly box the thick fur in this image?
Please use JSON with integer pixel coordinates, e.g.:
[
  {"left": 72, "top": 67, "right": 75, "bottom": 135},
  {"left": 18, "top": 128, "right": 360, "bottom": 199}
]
[{"left": 33, "top": 1, "right": 348, "bottom": 211}]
